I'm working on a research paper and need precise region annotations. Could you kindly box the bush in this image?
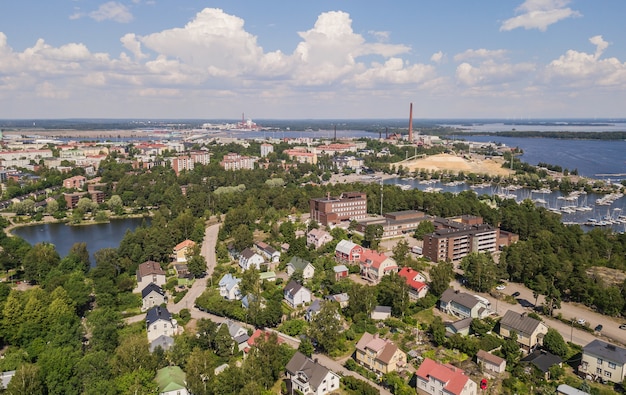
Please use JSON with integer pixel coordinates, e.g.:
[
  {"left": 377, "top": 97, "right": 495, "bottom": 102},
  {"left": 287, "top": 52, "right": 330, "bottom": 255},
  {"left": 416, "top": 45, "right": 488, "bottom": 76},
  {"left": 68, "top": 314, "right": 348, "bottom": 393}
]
[{"left": 341, "top": 376, "right": 379, "bottom": 395}]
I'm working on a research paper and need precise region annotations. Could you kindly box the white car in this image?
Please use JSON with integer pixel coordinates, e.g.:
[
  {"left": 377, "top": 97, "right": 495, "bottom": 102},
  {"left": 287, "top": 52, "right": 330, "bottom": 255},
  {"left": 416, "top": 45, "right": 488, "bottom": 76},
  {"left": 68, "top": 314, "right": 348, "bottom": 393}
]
[
  {"left": 496, "top": 284, "right": 506, "bottom": 290},
  {"left": 577, "top": 318, "right": 586, "bottom": 325}
]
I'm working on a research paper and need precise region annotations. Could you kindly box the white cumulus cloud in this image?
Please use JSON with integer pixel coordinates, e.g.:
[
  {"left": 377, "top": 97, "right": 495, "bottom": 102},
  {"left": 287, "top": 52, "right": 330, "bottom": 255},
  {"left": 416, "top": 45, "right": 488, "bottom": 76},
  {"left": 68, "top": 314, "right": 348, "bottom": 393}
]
[{"left": 500, "top": 0, "right": 581, "bottom": 32}]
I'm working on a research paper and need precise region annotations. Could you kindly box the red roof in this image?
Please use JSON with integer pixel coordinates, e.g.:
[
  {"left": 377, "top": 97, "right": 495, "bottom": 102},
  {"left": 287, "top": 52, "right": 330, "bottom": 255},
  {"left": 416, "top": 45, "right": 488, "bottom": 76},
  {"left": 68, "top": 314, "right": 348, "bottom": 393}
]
[
  {"left": 247, "top": 329, "right": 284, "bottom": 350},
  {"left": 398, "top": 267, "right": 428, "bottom": 291},
  {"left": 359, "top": 249, "right": 389, "bottom": 269},
  {"left": 415, "top": 358, "right": 470, "bottom": 395},
  {"left": 174, "top": 239, "right": 195, "bottom": 251}
]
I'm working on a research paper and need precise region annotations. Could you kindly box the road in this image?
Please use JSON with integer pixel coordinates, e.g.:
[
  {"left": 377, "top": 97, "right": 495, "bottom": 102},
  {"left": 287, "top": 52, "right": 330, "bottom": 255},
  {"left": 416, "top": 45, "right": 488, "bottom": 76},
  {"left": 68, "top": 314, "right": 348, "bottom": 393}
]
[
  {"left": 450, "top": 279, "right": 625, "bottom": 347},
  {"left": 312, "top": 353, "right": 392, "bottom": 395},
  {"left": 169, "top": 222, "right": 220, "bottom": 314}
]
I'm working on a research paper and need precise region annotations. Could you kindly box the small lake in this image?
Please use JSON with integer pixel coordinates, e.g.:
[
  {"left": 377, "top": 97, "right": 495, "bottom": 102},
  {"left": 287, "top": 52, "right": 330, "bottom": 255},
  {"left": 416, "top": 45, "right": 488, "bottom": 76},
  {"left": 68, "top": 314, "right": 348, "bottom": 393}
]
[{"left": 12, "top": 217, "right": 149, "bottom": 263}]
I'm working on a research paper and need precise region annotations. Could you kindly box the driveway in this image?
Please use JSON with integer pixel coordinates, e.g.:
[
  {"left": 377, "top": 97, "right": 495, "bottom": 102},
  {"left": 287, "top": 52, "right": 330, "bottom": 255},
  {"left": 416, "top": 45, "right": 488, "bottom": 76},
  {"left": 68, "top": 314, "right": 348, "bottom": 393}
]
[{"left": 169, "top": 222, "right": 220, "bottom": 314}]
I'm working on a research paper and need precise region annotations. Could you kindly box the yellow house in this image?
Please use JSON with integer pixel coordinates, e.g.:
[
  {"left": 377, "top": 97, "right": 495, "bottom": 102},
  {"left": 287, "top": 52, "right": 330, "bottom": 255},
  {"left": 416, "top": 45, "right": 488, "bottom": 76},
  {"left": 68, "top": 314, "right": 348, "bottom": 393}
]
[
  {"left": 173, "top": 239, "right": 196, "bottom": 263},
  {"left": 354, "top": 332, "right": 406, "bottom": 376}
]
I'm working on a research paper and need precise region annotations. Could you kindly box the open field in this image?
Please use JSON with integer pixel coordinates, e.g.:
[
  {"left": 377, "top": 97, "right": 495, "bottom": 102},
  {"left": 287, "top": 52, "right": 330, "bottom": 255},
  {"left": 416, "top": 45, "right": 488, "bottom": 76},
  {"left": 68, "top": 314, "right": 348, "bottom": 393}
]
[{"left": 399, "top": 153, "right": 514, "bottom": 177}]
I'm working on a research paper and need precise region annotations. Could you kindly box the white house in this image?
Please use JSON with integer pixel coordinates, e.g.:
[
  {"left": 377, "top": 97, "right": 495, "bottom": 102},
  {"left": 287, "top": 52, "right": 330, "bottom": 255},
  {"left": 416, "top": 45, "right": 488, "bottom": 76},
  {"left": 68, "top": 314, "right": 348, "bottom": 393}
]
[
  {"left": 218, "top": 273, "right": 242, "bottom": 300},
  {"left": 306, "top": 228, "right": 333, "bottom": 249},
  {"left": 415, "top": 358, "right": 478, "bottom": 395},
  {"left": 146, "top": 306, "right": 179, "bottom": 342},
  {"left": 135, "top": 260, "right": 166, "bottom": 292},
  {"left": 286, "top": 256, "right": 315, "bottom": 280},
  {"left": 255, "top": 241, "right": 281, "bottom": 264},
  {"left": 239, "top": 248, "right": 265, "bottom": 271},
  {"left": 285, "top": 352, "right": 341, "bottom": 395},
  {"left": 141, "top": 283, "right": 167, "bottom": 312},
  {"left": 283, "top": 280, "right": 312, "bottom": 308}
]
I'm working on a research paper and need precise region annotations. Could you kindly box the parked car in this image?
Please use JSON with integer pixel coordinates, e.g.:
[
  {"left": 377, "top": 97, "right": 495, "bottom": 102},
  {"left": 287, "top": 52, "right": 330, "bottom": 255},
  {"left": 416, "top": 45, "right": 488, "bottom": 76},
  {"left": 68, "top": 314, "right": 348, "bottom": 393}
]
[
  {"left": 480, "top": 379, "right": 488, "bottom": 390},
  {"left": 512, "top": 291, "right": 521, "bottom": 297},
  {"left": 577, "top": 318, "right": 586, "bottom": 325},
  {"left": 619, "top": 324, "right": 626, "bottom": 330},
  {"left": 496, "top": 284, "right": 506, "bottom": 291},
  {"left": 595, "top": 324, "right": 603, "bottom": 332}
]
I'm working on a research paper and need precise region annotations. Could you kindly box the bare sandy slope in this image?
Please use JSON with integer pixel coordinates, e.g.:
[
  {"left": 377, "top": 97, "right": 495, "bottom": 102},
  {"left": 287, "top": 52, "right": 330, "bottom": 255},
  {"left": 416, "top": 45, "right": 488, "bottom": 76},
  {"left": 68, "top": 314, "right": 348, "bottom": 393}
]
[{"left": 399, "top": 153, "right": 513, "bottom": 177}]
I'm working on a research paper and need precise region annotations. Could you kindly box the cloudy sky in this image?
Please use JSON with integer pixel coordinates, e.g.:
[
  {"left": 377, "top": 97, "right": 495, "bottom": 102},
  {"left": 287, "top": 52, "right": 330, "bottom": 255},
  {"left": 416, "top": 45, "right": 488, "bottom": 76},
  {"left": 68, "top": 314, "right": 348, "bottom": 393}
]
[{"left": 1, "top": 0, "right": 625, "bottom": 119}]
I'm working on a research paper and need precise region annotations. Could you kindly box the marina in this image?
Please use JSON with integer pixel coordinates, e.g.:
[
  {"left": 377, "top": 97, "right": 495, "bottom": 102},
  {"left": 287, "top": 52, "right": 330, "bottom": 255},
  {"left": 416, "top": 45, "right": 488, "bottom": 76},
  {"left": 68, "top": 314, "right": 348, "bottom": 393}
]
[{"left": 384, "top": 177, "right": 626, "bottom": 233}]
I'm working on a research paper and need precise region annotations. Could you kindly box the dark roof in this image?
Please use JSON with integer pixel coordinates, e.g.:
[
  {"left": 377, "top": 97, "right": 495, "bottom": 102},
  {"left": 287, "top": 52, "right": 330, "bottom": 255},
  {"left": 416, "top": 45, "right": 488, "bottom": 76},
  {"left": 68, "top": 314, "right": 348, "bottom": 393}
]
[
  {"left": 137, "top": 260, "right": 165, "bottom": 278},
  {"left": 521, "top": 349, "right": 562, "bottom": 373},
  {"left": 285, "top": 352, "right": 334, "bottom": 390},
  {"left": 476, "top": 349, "right": 506, "bottom": 366},
  {"left": 240, "top": 248, "right": 257, "bottom": 259},
  {"left": 440, "top": 289, "right": 481, "bottom": 309},
  {"left": 284, "top": 280, "right": 305, "bottom": 297},
  {"left": 373, "top": 305, "right": 392, "bottom": 314},
  {"left": 141, "top": 283, "right": 165, "bottom": 299},
  {"left": 500, "top": 310, "right": 544, "bottom": 336},
  {"left": 146, "top": 306, "right": 172, "bottom": 326},
  {"left": 446, "top": 317, "right": 473, "bottom": 331},
  {"left": 583, "top": 339, "right": 626, "bottom": 364}
]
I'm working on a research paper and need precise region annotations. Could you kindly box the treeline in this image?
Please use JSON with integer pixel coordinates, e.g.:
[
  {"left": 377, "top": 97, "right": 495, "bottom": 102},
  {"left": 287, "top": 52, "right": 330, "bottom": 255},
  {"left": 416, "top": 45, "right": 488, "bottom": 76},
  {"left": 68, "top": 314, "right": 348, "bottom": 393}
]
[{"left": 478, "top": 131, "right": 626, "bottom": 140}]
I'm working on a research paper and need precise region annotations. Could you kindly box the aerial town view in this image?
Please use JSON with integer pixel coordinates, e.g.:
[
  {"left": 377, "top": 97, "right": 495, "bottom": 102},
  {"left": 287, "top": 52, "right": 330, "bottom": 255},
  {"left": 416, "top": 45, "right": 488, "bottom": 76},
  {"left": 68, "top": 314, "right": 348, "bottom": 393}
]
[{"left": 1, "top": 1, "right": 626, "bottom": 395}]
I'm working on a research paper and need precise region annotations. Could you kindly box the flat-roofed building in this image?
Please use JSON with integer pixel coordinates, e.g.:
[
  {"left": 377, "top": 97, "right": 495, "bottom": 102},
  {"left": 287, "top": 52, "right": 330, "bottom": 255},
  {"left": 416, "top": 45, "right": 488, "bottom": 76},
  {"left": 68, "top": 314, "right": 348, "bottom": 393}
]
[{"left": 310, "top": 192, "right": 367, "bottom": 226}]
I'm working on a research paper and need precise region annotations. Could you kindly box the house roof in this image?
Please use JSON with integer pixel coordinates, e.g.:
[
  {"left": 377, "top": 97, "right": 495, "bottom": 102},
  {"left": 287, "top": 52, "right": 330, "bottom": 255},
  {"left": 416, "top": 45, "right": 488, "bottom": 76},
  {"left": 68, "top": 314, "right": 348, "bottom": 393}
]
[
  {"left": 359, "top": 249, "right": 395, "bottom": 270},
  {"left": 307, "top": 299, "right": 322, "bottom": 314},
  {"left": 146, "top": 306, "right": 172, "bottom": 325},
  {"left": 398, "top": 267, "right": 428, "bottom": 291},
  {"left": 288, "top": 256, "right": 312, "bottom": 271},
  {"left": 333, "top": 264, "right": 349, "bottom": 273},
  {"left": 446, "top": 317, "right": 473, "bottom": 332},
  {"left": 583, "top": 339, "right": 626, "bottom": 364},
  {"left": 141, "top": 283, "right": 165, "bottom": 299},
  {"left": 521, "top": 349, "right": 562, "bottom": 373},
  {"left": 247, "top": 329, "right": 284, "bottom": 349},
  {"left": 556, "top": 384, "right": 591, "bottom": 395},
  {"left": 137, "top": 260, "right": 165, "bottom": 278},
  {"left": 326, "top": 293, "right": 349, "bottom": 304},
  {"left": 284, "top": 280, "right": 309, "bottom": 298},
  {"left": 155, "top": 366, "right": 187, "bottom": 393},
  {"left": 174, "top": 239, "right": 195, "bottom": 251},
  {"left": 440, "top": 289, "right": 481, "bottom": 310},
  {"left": 150, "top": 335, "right": 175, "bottom": 353},
  {"left": 285, "top": 352, "right": 335, "bottom": 391},
  {"left": 219, "top": 273, "right": 241, "bottom": 291},
  {"left": 308, "top": 228, "right": 332, "bottom": 239},
  {"left": 240, "top": 248, "right": 258, "bottom": 259},
  {"left": 373, "top": 305, "right": 392, "bottom": 314},
  {"left": 259, "top": 271, "right": 276, "bottom": 280},
  {"left": 255, "top": 241, "right": 278, "bottom": 255},
  {"left": 476, "top": 349, "right": 506, "bottom": 366},
  {"left": 415, "top": 358, "right": 470, "bottom": 395},
  {"left": 500, "top": 310, "right": 544, "bottom": 336},
  {"left": 335, "top": 239, "right": 360, "bottom": 255},
  {"left": 355, "top": 332, "right": 401, "bottom": 365}
]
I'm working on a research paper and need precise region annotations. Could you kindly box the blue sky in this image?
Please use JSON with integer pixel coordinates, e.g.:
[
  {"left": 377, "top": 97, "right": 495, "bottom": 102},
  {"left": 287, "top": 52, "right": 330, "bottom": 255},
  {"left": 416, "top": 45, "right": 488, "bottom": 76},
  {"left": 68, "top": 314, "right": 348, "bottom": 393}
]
[{"left": 1, "top": 0, "right": 625, "bottom": 119}]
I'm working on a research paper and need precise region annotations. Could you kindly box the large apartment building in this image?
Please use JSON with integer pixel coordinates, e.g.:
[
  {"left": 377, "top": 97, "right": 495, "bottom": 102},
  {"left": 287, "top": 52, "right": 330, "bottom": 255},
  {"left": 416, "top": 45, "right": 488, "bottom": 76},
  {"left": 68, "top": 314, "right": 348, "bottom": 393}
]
[
  {"left": 422, "top": 216, "right": 499, "bottom": 263},
  {"left": 220, "top": 152, "right": 257, "bottom": 171},
  {"left": 309, "top": 192, "right": 367, "bottom": 226}
]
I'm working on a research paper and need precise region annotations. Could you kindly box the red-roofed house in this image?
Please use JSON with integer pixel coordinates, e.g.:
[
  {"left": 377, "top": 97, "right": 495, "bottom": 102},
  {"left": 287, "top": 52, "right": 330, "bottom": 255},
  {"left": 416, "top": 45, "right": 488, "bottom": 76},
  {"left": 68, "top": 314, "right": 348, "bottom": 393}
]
[
  {"left": 397, "top": 267, "right": 429, "bottom": 300},
  {"left": 244, "top": 329, "right": 285, "bottom": 356},
  {"left": 415, "top": 358, "right": 478, "bottom": 395},
  {"left": 359, "top": 249, "right": 398, "bottom": 283},
  {"left": 173, "top": 239, "right": 196, "bottom": 263},
  {"left": 354, "top": 332, "right": 406, "bottom": 376}
]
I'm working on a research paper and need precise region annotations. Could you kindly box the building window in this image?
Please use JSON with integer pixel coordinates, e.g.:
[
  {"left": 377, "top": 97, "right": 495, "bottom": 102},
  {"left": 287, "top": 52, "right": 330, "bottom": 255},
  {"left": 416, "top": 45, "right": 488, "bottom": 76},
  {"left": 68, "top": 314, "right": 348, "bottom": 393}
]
[
  {"left": 596, "top": 368, "right": 602, "bottom": 374},
  {"left": 598, "top": 358, "right": 603, "bottom": 365},
  {"left": 608, "top": 362, "right": 617, "bottom": 369},
  {"left": 605, "top": 371, "right": 612, "bottom": 378}
]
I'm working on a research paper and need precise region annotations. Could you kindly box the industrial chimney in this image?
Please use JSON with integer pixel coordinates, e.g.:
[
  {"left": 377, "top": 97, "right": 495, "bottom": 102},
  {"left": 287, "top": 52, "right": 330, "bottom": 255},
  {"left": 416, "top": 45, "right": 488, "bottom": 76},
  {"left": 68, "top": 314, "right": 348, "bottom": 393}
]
[{"left": 408, "top": 103, "right": 413, "bottom": 142}]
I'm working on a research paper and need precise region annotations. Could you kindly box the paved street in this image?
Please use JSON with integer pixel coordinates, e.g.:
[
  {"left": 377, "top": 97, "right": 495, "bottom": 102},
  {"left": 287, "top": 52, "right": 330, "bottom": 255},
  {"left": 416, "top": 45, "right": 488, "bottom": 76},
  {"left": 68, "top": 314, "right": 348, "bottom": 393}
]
[
  {"left": 169, "top": 222, "right": 220, "bottom": 314},
  {"left": 450, "top": 278, "right": 625, "bottom": 347}
]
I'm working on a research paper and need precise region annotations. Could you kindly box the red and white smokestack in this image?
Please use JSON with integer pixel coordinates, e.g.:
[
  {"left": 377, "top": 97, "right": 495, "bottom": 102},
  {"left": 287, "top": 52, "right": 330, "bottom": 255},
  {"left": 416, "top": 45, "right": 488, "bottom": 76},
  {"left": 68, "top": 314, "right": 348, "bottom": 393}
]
[{"left": 408, "top": 103, "right": 413, "bottom": 142}]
